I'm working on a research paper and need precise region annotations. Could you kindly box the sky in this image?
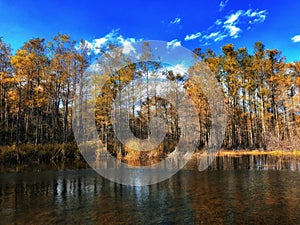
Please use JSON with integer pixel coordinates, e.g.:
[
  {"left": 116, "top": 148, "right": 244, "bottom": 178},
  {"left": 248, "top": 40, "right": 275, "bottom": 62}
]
[{"left": 0, "top": 0, "right": 300, "bottom": 62}]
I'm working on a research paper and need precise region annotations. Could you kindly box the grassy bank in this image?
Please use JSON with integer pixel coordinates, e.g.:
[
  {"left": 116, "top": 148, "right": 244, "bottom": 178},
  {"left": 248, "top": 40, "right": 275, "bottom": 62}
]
[
  {"left": 0, "top": 143, "right": 83, "bottom": 164},
  {"left": 1, "top": 143, "right": 300, "bottom": 165},
  {"left": 215, "top": 149, "right": 300, "bottom": 157}
]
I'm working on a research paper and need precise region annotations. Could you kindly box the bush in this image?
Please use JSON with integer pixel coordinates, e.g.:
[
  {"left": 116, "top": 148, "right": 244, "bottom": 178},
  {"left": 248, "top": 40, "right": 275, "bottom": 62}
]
[
  {"left": 0, "top": 143, "right": 82, "bottom": 164},
  {"left": 122, "top": 139, "right": 165, "bottom": 164}
]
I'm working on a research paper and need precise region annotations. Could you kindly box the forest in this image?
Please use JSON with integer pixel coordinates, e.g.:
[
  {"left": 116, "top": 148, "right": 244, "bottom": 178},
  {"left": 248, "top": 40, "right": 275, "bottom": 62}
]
[{"left": 0, "top": 34, "right": 300, "bottom": 163}]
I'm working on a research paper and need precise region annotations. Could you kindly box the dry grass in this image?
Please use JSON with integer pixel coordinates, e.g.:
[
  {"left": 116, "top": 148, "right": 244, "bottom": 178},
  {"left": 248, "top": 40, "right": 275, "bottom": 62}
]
[
  {"left": 121, "top": 139, "right": 165, "bottom": 166},
  {"left": 0, "top": 143, "right": 82, "bottom": 164},
  {"left": 216, "top": 149, "right": 300, "bottom": 157}
]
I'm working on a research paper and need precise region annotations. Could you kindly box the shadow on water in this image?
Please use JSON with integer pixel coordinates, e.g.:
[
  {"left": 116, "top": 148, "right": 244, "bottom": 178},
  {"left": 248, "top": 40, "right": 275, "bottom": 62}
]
[
  {"left": 197, "top": 154, "right": 300, "bottom": 171},
  {"left": 0, "top": 155, "right": 300, "bottom": 224}
]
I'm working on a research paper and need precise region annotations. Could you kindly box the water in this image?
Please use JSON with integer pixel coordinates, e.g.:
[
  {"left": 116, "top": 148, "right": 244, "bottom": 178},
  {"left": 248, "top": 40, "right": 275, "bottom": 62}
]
[{"left": 1, "top": 155, "right": 300, "bottom": 224}]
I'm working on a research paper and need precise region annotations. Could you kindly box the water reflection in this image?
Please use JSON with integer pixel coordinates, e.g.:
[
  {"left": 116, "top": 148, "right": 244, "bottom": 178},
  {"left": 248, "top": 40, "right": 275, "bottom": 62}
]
[
  {"left": 0, "top": 155, "right": 300, "bottom": 224},
  {"left": 199, "top": 154, "right": 300, "bottom": 171}
]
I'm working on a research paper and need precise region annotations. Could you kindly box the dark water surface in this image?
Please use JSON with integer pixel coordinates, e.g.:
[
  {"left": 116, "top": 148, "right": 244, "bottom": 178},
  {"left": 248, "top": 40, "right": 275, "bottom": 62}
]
[{"left": 1, "top": 155, "right": 300, "bottom": 224}]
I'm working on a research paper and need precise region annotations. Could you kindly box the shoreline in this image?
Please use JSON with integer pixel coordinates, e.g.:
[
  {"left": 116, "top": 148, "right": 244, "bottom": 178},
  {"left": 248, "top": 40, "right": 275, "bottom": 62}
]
[
  {"left": 1, "top": 144, "right": 300, "bottom": 165},
  {"left": 193, "top": 149, "right": 300, "bottom": 157},
  {"left": 215, "top": 149, "right": 300, "bottom": 157}
]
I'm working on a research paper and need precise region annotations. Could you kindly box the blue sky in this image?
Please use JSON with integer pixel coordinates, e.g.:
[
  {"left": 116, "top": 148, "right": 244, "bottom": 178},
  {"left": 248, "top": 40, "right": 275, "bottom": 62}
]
[{"left": 1, "top": 0, "right": 300, "bottom": 62}]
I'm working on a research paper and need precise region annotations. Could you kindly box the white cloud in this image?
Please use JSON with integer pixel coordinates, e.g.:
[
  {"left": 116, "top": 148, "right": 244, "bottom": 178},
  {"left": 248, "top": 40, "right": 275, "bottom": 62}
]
[
  {"left": 91, "top": 29, "right": 119, "bottom": 54},
  {"left": 214, "top": 34, "right": 227, "bottom": 42},
  {"left": 224, "top": 25, "right": 241, "bottom": 38},
  {"left": 184, "top": 32, "right": 201, "bottom": 41},
  {"left": 170, "top": 17, "right": 181, "bottom": 25},
  {"left": 166, "top": 63, "right": 188, "bottom": 75},
  {"left": 83, "top": 29, "right": 138, "bottom": 55},
  {"left": 94, "top": 38, "right": 107, "bottom": 49},
  {"left": 200, "top": 8, "right": 267, "bottom": 44},
  {"left": 245, "top": 9, "right": 267, "bottom": 24},
  {"left": 203, "top": 32, "right": 227, "bottom": 42},
  {"left": 117, "top": 36, "right": 136, "bottom": 54},
  {"left": 203, "top": 32, "right": 220, "bottom": 40},
  {"left": 167, "top": 39, "right": 181, "bottom": 48},
  {"left": 292, "top": 35, "right": 300, "bottom": 43},
  {"left": 222, "top": 11, "right": 243, "bottom": 38},
  {"left": 219, "top": 0, "right": 229, "bottom": 11},
  {"left": 224, "top": 10, "right": 243, "bottom": 24}
]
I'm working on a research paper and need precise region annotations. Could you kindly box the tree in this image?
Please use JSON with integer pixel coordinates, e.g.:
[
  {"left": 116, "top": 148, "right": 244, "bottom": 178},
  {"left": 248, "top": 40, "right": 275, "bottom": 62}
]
[{"left": 0, "top": 38, "right": 12, "bottom": 145}]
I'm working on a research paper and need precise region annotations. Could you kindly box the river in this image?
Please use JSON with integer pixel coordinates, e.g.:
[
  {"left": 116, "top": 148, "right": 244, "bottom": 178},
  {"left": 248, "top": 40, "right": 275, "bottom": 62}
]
[{"left": 1, "top": 155, "right": 300, "bottom": 224}]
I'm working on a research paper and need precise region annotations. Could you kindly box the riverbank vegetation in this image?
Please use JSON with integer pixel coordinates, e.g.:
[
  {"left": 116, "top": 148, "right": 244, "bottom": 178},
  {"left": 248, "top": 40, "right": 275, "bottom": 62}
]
[
  {"left": 0, "top": 143, "right": 81, "bottom": 164},
  {"left": 1, "top": 34, "right": 300, "bottom": 164},
  {"left": 216, "top": 149, "right": 300, "bottom": 157}
]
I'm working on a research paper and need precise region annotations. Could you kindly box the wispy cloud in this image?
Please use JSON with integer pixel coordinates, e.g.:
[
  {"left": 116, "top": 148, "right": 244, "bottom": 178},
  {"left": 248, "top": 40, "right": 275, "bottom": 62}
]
[
  {"left": 170, "top": 17, "right": 181, "bottom": 25},
  {"left": 202, "top": 32, "right": 227, "bottom": 42},
  {"left": 224, "top": 10, "right": 243, "bottom": 25},
  {"left": 219, "top": 0, "right": 229, "bottom": 11},
  {"left": 245, "top": 9, "right": 267, "bottom": 24},
  {"left": 292, "top": 35, "right": 300, "bottom": 43},
  {"left": 225, "top": 25, "right": 241, "bottom": 38},
  {"left": 214, "top": 34, "right": 227, "bottom": 42},
  {"left": 200, "top": 8, "right": 268, "bottom": 43},
  {"left": 203, "top": 32, "right": 220, "bottom": 40},
  {"left": 184, "top": 32, "right": 201, "bottom": 41},
  {"left": 167, "top": 39, "right": 181, "bottom": 48},
  {"left": 223, "top": 10, "right": 243, "bottom": 38}
]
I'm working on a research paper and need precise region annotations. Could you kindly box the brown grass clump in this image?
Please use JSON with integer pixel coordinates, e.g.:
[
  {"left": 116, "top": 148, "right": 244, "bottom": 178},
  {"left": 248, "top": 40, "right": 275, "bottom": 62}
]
[{"left": 121, "top": 139, "right": 165, "bottom": 166}]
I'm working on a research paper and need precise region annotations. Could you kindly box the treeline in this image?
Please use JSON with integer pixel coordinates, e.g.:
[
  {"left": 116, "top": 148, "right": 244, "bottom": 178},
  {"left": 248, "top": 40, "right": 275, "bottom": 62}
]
[
  {"left": 1, "top": 35, "right": 300, "bottom": 159},
  {"left": 198, "top": 43, "right": 300, "bottom": 150},
  {"left": 94, "top": 42, "right": 300, "bottom": 161},
  {"left": 0, "top": 35, "right": 90, "bottom": 148}
]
